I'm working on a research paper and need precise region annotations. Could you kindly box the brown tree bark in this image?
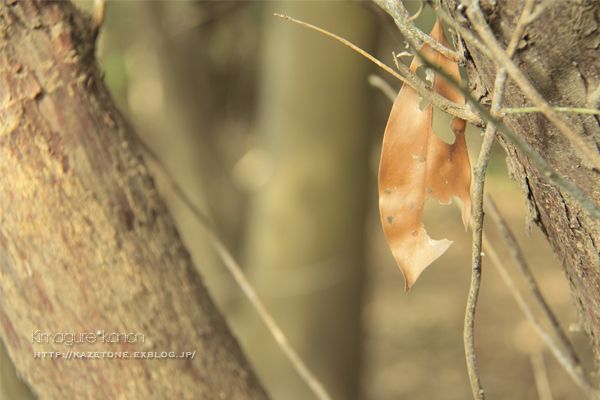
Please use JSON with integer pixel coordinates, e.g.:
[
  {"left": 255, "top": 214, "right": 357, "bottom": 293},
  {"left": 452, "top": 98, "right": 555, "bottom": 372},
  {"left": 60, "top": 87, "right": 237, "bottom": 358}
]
[
  {"left": 445, "top": 0, "right": 600, "bottom": 361},
  {"left": 0, "top": 1, "right": 268, "bottom": 399}
]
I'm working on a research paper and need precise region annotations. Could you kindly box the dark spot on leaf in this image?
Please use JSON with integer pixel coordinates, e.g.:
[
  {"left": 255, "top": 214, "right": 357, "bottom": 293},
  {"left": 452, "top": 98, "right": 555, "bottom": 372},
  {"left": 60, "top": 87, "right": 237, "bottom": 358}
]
[
  {"left": 384, "top": 188, "right": 391, "bottom": 194},
  {"left": 61, "top": 155, "right": 69, "bottom": 174},
  {"left": 387, "top": 216, "right": 394, "bottom": 224}
]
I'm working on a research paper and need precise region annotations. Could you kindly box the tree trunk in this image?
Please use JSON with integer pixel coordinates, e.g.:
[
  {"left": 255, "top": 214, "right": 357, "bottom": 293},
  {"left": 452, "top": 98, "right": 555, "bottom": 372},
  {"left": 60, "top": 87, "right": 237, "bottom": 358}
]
[
  {"left": 234, "top": 3, "right": 377, "bottom": 399},
  {"left": 445, "top": 0, "right": 600, "bottom": 361},
  {"left": 0, "top": 1, "right": 268, "bottom": 399}
]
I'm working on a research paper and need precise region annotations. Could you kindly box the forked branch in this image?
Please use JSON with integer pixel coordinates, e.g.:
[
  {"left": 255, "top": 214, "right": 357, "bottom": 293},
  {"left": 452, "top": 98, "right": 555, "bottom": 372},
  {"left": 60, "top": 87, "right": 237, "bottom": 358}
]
[
  {"left": 274, "top": 13, "right": 484, "bottom": 127},
  {"left": 465, "top": 1, "right": 537, "bottom": 398},
  {"left": 373, "top": 0, "right": 461, "bottom": 62},
  {"left": 463, "top": 0, "right": 600, "bottom": 172},
  {"left": 134, "top": 138, "right": 333, "bottom": 400},
  {"left": 485, "top": 195, "right": 596, "bottom": 398}
]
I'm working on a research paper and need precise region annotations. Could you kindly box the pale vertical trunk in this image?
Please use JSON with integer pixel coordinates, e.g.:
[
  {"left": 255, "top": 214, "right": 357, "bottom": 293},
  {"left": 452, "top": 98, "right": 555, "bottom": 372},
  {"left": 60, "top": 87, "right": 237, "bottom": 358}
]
[{"left": 233, "top": 3, "right": 377, "bottom": 399}]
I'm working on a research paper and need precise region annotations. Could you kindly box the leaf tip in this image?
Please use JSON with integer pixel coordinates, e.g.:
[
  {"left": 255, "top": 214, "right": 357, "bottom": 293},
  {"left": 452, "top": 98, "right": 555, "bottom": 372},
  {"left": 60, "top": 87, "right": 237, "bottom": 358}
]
[{"left": 393, "top": 234, "right": 453, "bottom": 291}]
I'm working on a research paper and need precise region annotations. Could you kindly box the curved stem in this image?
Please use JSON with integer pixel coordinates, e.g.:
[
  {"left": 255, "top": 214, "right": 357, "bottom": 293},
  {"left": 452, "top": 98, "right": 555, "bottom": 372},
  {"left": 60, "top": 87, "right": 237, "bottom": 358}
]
[{"left": 464, "top": 3, "right": 537, "bottom": 398}]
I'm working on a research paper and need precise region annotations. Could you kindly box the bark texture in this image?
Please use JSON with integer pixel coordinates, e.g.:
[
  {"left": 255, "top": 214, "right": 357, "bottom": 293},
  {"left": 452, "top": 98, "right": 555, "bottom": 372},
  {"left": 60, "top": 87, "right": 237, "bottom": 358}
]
[
  {"left": 446, "top": 0, "right": 600, "bottom": 360},
  {"left": 0, "top": 1, "right": 268, "bottom": 399}
]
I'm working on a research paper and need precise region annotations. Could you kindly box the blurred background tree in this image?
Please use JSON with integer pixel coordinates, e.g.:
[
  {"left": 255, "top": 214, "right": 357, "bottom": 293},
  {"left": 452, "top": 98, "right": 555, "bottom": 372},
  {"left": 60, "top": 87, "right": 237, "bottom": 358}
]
[{"left": 2, "top": 1, "right": 596, "bottom": 400}]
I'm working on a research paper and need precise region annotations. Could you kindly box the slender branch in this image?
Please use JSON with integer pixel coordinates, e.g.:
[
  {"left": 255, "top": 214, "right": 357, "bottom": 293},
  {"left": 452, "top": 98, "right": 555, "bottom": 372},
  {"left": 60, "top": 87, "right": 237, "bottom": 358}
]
[
  {"left": 414, "top": 47, "right": 600, "bottom": 220},
  {"left": 464, "top": 70, "right": 504, "bottom": 400},
  {"left": 435, "top": 5, "right": 493, "bottom": 61},
  {"left": 134, "top": 138, "right": 333, "bottom": 400},
  {"left": 481, "top": 233, "right": 597, "bottom": 399},
  {"left": 373, "top": 4, "right": 598, "bottom": 393},
  {"left": 392, "top": 50, "right": 484, "bottom": 126},
  {"left": 372, "top": 7, "right": 597, "bottom": 394},
  {"left": 503, "top": 107, "right": 600, "bottom": 116},
  {"left": 531, "top": 353, "right": 553, "bottom": 400},
  {"left": 432, "top": 6, "right": 600, "bottom": 220},
  {"left": 450, "top": 194, "right": 598, "bottom": 398},
  {"left": 464, "top": 0, "right": 600, "bottom": 172},
  {"left": 465, "top": 3, "right": 536, "bottom": 398},
  {"left": 485, "top": 195, "right": 586, "bottom": 380},
  {"left": 368, "top": 74, "right": 398, "bottom": 103},
  {"left": 274, "top": 13, "right": 483, "bottom": 127},
  {"left": 407, "top": 0, "right": 424, "bottom": 23},
  {"left": 90, "top": 0, "right": 106, "bottom": 40},
  {"left": 372, "top": 0, "right": 460, "bottom": 62}
]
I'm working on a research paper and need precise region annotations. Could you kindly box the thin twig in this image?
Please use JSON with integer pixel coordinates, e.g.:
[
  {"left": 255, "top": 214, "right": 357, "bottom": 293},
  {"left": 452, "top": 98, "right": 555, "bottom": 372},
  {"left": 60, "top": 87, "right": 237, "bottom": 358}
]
[
  {"left": 464, "top": 74, "right": 502, "bottom": 400},
  {"left": 368, "top": 74, "right": 398, "bottom": 103},
  {"left": 531, "top": 352, "right": 553, "bottom": 400},
  {"left": 274, "top": 13, "right": 483, "bottom": 127},
  {"left": 407, "top": 0, "right": 424, "bottom": 23},
  {"left": 464, "top": 0, "right": 600, "bottom": 172},
  {"left": 481, "top": 233, "right": 597, "bottom": 398},
  {"left": 413, "top": 46, "right": 600, "bottom": 220},
  {"left": 435, "top": 5, "right": 492, "bottom": 61},
  {"left": 135, "top": 139, "right": 333, "bottom": 400},
  {"left": 463, "top": 57, "right": 507, "bottom": 400},
  {"left": 449, "top": 193, "right": 597, "bottom": 397},
  {"left": 374, "top": 23, "right": 595, "bottom": 396},
  {"left": 372, "top": 0, "right": 460, "bottom": 62},
  {"left": 450, "top": 199, "right": 598, "bottom": 398},
  {"left": 485, "top": 194, "right": 586, "bottom": 379},
  {"left": 465, "top": 2, "right": 536, "bottom": 398},
  {"left": 503, "top": 107, "right": 600, "bottom": 116},
  {"left": 434, "top": 8, "right": 600, "bottom": 213},
  {"left": 91, "top": 0, "right": 106, "bottom": 40}
]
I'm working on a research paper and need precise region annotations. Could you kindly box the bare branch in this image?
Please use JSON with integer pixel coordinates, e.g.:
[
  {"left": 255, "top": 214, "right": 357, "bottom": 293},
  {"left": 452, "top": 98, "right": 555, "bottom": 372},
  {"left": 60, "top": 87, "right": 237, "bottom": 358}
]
[
  {"left": 435, "top": 5, "right": 492, "bottom": 60},
  {"left": 372, "top": 0, "right": 461, "bottom": 62},
  {"left": 485, "top": 195, "right": 588, "bottom": 383},
  {"left": 274, "top": 13, "right": 484, "bottom": 127},
  {"left": 412, "top": 32, "right": 600, "bottom": 220},
  {"left": 465, "top": 2, "right": 536, "bottom": 398},
  {"left": 91, "top": 0, "right": 106, "bottom": 40},
  {"left": 531, "top": 353, "right": 553, "bottom": 400},
  {"left": 464, "top": 0, "right": 600, "bottom": 172},
  {"left": 503, "top": 107, "right": 600, "bottom": 116},
  {"left": 407, "top": 0, "right": 424, "bottom": 23},
  {"left": 481, "top": 233, "right": 597, "bottom": 398},
  {"left": 135, "top": 138, "right": 334, "bottom": 400},
  {"left": 368, "top": 74, "right": 398, "bottom": 103},
  {"left": 463, "top": 69, "right": 504, "bottom": 399}
]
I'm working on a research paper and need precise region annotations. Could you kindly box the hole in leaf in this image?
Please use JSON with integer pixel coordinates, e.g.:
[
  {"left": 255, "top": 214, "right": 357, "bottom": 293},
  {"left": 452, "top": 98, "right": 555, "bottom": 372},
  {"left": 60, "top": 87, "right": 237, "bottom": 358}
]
[
  {"left": 431, "top": 108, "right": 456, "bottom": 144},
  {"left": 421, "top": 197, "right": 457, "bottom": 239}
]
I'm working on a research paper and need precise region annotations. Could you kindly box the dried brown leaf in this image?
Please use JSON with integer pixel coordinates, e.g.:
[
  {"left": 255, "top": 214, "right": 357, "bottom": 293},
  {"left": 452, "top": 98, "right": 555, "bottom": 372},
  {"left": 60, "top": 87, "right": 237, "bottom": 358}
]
[{"left": 378, "top": 19, "right": 472, "bottom": 292}]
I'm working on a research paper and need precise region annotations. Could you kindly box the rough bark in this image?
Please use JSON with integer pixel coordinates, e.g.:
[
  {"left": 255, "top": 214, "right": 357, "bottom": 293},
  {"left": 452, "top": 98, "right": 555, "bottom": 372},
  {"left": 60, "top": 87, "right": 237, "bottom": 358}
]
[
  {"left": 446, "top": 0, "right": 600, "bottom": 361},
  {"left": 0, "top": 1, "right": 268, "bottom": 399}
]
